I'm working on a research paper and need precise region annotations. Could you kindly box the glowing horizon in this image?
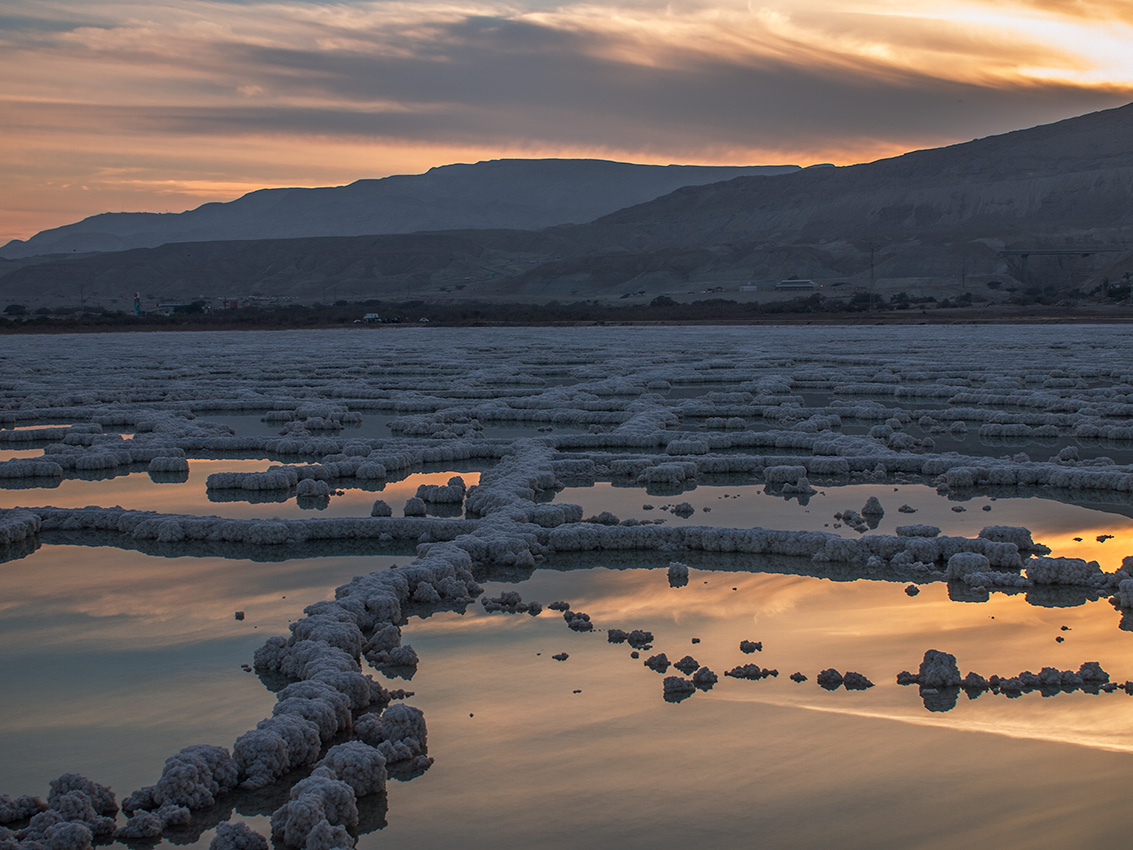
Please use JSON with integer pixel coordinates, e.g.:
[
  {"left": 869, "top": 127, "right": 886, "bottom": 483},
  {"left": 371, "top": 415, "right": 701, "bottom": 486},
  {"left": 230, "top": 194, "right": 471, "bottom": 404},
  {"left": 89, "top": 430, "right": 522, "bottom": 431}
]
[{"left": 2, "top": 0, "right": 1131, "bottom": 244}]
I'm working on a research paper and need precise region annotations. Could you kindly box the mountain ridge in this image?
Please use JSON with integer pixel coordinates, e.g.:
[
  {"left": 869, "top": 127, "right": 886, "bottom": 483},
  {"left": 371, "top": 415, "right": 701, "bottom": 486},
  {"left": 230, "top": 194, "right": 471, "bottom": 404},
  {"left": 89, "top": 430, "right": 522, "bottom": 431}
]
[
  {"left": 0, "top": 159, "right": 799, "bottom": 259},
  {"left": 2, "top": 103, "right": 1131, "bottom": 307}
]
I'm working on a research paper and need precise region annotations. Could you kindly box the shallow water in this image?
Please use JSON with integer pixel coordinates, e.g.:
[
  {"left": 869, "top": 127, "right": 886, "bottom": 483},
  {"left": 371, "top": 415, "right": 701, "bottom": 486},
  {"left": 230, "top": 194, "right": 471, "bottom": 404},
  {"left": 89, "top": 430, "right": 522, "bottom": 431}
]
[
  {"left": 377, "top": 565, "right": 1133, "bottom": 850},
  {"left": 3, "top": 325, "right": 1133, "bottom": 850},
  {"left": 0, "top": 546, "right": 406, "bottom": 800},
  {"left": 555, "top": 481, "right": 1133, "bottom": 569},
  {"left": 5, "top": 553, "right": 1132, "bottom": 849},
  {"left": 0, "top": 463, "right": 481, "bottom": 520},
  {"left": 0, "top": 448, "right": 45, "bottom": 462}
]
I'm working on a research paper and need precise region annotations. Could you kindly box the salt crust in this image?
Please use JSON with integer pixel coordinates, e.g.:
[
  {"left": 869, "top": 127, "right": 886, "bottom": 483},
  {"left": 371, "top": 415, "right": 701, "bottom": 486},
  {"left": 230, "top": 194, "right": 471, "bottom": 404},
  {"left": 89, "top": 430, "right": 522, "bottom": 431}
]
[
  {"left": 5, "top": 326, "right": 1133, "bottom": 846},
  {"left": 898, "top": 650, "right": 1116, "bottom": 700}
]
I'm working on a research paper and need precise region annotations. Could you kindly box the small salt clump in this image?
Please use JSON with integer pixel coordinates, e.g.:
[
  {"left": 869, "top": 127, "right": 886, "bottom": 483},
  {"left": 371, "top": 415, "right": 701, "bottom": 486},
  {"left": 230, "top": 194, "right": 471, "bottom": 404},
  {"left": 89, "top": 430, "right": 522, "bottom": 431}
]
[
  {"left": 662, "top": 677, "right": 696, "bottom": 703},
  {"left": 210, "top": 821, "right": 269, "bottom": 850},
  {"left": 917, "top": 649, "right": 961, "bottom": 688},
  {"left": 673, "top": 655, "right": 699, "bottom": 675},
  {"left": 816, "top": 669, "right": 844, "bottom": 689},
  {"left": 691, "top": 667, "right": 718, "bottom": 689},
  {"left": 667, "top": 561, "right": 690, "bottom": 587},
  {"left": 861, "top": 496, "right": 884, "bottom": 517}
]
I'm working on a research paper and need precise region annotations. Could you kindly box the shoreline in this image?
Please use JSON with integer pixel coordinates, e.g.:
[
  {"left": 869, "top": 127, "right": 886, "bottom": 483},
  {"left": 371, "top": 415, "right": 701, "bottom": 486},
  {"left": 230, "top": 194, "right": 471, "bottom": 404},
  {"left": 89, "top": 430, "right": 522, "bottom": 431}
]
[{"left": 4, "top": 311, "right": 1133, "bottom": 334}]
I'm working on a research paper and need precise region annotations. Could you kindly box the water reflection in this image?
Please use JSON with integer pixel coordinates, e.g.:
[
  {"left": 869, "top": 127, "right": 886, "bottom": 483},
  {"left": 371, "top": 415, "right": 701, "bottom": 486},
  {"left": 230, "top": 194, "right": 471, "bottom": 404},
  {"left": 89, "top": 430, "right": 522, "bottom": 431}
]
[
  {"left": 0, "top": 462, "right": 481, "bottom": 521},
  {"left": 4, "top": 521, "right": 1133, "bottom": 847},
  {"left": 0, "top": 545, "right": 404, "bottom": 801},
  {"left": 554, "top": 481, "right": 1133, "bottom": 569},
  {"left": 382, "top": 563, "right": 1133, "bottom": 850}
]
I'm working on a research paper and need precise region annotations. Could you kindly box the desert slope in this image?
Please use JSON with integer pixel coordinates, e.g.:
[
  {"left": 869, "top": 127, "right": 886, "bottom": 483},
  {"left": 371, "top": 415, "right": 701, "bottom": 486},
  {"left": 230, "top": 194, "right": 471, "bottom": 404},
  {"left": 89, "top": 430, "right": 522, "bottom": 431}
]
[
  {"left": 2, "top": 104, "right": 1131, "bottom": 307},
  {"left": 588, "top": 102, "right": 1133, "bottom": 250},
  {"left": 0, "top": 160, "right": 798, "bottom": 259}
]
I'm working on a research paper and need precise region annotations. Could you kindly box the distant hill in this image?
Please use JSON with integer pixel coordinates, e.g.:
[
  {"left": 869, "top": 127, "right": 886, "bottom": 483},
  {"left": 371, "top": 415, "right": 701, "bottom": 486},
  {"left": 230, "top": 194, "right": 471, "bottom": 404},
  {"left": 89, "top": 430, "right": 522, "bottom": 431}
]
[
  {"left": 2, "top": 104, "right": 1131, "bottom": 308},
  {"left": 0, "top": 160, "right": 799, "bottom": 259},
  {"left": 587, "top": 102, "right": 1133, "bottom": 250},
  {"left": 492, "top": 102, "right": 1133, "bottom": 295}
]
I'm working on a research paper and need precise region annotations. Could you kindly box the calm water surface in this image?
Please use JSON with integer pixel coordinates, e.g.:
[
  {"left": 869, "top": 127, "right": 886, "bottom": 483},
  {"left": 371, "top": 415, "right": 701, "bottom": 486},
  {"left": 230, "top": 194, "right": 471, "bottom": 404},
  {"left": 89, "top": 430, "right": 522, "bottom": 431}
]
[
  {"left": 2, "top": 367, "right": 1132, "bottom": 848},
  {"left": 0, "top": 463, "right": 482, "bottom": 519},
  {"left": 2, "top": 544, "right": 1132, "bottom": 849}
]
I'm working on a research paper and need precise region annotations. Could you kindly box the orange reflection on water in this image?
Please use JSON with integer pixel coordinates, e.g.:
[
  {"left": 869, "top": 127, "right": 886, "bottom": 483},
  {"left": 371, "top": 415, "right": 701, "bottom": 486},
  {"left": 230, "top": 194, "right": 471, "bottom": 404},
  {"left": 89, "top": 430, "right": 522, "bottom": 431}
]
[
  {"left": 0, "top": 462, "right": 479, "bottom": 520},
  {"left": 556, "top": 481, "right": 1133, "bottom": 569},
  {"left": 0, "top": 544, "right": 404, "bottom": 651},
  {"left": 1039, "top": 526, "right": 1133, "bottom": 569},
  {"left": 390, "top": 563, "right": 1133, "bottom": 850},
  {"left": 408, "top": 563, "right": 1133, "bottom": 756},
  {"left": 0, "top": 544, "right": 404, "bottom": 797}
]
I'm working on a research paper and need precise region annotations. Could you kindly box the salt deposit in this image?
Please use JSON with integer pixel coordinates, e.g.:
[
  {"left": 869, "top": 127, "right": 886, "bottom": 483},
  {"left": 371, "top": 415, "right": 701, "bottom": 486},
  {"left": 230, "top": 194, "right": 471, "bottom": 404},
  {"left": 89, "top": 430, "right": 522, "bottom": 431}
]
[
  {"left": 4, "top": 325, "right": 1133, "bottom": 846},
  {"left": 662, "top": 677, "right": 696, "bottom": 702},
  {"left": 673, "top": 656, "right": 700, "bottom": 675}
]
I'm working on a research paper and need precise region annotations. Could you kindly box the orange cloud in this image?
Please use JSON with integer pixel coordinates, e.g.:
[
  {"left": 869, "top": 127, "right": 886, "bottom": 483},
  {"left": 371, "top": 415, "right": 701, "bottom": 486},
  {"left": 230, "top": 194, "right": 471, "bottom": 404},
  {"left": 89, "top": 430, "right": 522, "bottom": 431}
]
[{"left": 1, "top": 0, "right": 1131, "bottom": 244}]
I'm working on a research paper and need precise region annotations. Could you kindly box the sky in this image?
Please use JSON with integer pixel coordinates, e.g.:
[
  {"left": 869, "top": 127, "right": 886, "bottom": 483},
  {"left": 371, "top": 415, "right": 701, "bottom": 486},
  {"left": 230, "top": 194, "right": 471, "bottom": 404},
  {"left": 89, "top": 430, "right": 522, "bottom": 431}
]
[{"left": 2, "top": 0, "right": 1132, "bottom": 245}]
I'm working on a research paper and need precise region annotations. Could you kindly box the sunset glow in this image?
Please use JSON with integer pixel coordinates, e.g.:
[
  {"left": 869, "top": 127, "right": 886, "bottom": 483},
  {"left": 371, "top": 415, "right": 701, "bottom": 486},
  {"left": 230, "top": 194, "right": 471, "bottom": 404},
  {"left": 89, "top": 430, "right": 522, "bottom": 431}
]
[{"left": 2, "top": 0, "right": 1132, "bottom": 243}]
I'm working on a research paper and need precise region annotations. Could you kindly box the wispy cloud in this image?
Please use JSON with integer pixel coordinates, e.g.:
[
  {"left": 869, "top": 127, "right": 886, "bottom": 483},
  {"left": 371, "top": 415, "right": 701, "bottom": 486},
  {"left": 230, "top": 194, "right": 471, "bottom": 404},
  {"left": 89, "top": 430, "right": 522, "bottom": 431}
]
[{"left": 1, "top": 0, "right": 1130, "bottom": 242}]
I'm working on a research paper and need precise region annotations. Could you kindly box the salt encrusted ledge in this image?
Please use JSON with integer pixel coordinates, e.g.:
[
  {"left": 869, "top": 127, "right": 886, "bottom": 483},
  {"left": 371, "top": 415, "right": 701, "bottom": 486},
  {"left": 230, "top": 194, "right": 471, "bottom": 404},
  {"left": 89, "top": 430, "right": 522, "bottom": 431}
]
[{"left": 7, "top": 507, "right": 1132, "bottom": 596}]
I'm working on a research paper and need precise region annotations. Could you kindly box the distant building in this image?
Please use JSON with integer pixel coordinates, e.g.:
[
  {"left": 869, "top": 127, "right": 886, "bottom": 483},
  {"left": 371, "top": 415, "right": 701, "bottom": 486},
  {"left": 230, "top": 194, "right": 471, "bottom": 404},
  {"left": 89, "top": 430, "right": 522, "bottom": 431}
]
[{"left": 774, "top": 280, "right": 819, "bottom": 291}]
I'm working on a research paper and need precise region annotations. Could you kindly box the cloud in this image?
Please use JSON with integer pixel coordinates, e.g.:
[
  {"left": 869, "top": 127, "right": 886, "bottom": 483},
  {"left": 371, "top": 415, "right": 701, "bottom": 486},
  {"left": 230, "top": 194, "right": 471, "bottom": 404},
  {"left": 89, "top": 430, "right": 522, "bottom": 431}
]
[
  {"left": 8, "top": 3, "right": 1125, "bottom": 149},
  {"left": 1004, "top": 0, "right": 1133, "bottom": 24},
  {"left": 1, "top": 0, "right": 1131, "bottom": 241}
]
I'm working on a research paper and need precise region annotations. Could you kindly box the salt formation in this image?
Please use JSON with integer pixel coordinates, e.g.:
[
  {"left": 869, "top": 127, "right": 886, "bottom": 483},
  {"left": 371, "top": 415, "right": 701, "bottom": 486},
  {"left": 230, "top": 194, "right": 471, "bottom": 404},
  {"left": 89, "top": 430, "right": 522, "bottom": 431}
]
[
  {"left": 898, "top": 650, "right": 1115, "bottom": 707},
  {"left": 667, "top": 561, "right": 690, "bottom": 587},
  {"left": 624, "top": 630, "right": 653, "bottom": 648},
  {"left": 725, "top": 665, "right": 777, "bottom": 680},
  {"left": 210, "top": 821, "right": 269, "bottom": 850},
  {"left": 0, "top": 774, "right": 121, "bottom": 849},
  {"left": 482, "top": 591, "right": 541, "bottom": 614},
  {"left": 662, "top": 677, "right": 696, "bottom": 702},
  {"left": 416, "top": 476, "right": 467, "bottom": 503},
  {"left": 563, "top": 610, "right": 594, "bottom": 632},
  {"left": 673, "top": 656, "right": 700, "bottom": 675},
  {"left": 816, "top": 669, "right": 844, "bottom": 689},
  {"left": 0, "top": 795, "right": 46, "bottom": 824},
  {"left": 907, "top": 650, "right": 962, "bottom": 689},
  {"left": 6, "top": 325, "right": 1133, "bottom": 841},
  {"left": 841, "top": 672, "right": 874, "bottom": 690},
  {"left": 691, "top": 667, "right": 718, "bottom": 689}
]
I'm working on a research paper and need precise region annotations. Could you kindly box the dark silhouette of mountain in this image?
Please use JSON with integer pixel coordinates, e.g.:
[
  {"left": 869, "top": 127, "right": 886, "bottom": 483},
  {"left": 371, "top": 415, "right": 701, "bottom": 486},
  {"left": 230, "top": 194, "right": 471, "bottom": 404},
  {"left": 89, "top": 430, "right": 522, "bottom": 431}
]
[
  {"left": 3, "top": 104, "right": 1131, "bottom": 307},
  {"left": 0, "top": 160, "right": 798, "bottom": 259}
]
